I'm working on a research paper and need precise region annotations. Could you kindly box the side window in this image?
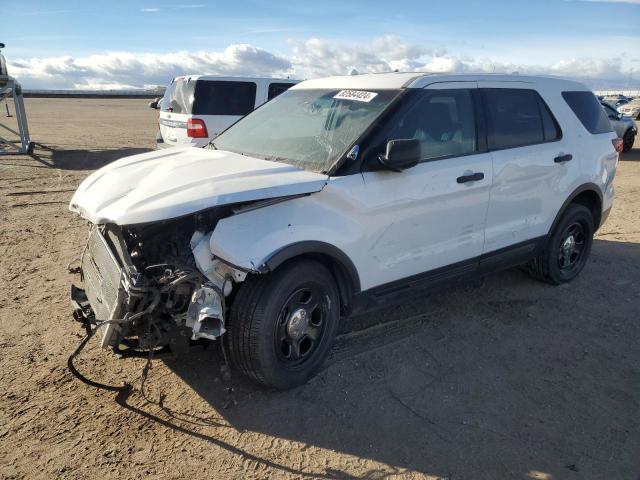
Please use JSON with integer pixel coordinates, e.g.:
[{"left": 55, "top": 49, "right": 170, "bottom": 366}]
[
  {"left": 484, "top": 88, "right": 552, "bottom": 150},
  {"left": 192, "top": 81, "right": 257, "bottom": 116},
  {"left": 268, "top": 82, "right": 295, "bottom": 100},
  {"left": 562, "top": 91, "right": 612, "bottom": 134},
  {"left": 383, "top": 89, "right": 477, "bottom": 161}
]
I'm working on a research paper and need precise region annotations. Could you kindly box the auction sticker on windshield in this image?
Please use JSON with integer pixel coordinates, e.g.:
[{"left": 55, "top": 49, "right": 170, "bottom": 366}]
[{"left": 333, "top": 90, "right": 378, "bottom": 102}]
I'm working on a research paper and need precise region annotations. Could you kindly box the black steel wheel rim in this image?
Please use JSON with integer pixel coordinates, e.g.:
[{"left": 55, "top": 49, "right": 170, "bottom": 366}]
[
  {"left": 274, "top": 284, "right": 328, "bottom": 367},
  {"left": 557, "top": 221, "right": 586, "bottom": 270}
]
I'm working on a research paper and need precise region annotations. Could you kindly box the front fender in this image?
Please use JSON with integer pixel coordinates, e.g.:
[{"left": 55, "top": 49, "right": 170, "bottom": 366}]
[{"left": 209, "top": 177, "right": 364, "bottom": 287}]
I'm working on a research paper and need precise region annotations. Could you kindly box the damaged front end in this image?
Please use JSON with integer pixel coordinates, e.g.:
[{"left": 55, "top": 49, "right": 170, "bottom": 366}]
[{"left": 70, "top": 209, "right": 246, "bottom": 353}]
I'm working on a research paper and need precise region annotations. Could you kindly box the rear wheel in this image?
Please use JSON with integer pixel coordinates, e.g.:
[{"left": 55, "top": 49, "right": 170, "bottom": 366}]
[
  {"left": 622, "top": 129, "right": 635, "bottom": 153},
  {"left": 526, "top": 204, "right": 594, "bottom": 285},
  {"left": 227, "top": 259, "right": 339, "bottom": 389}
]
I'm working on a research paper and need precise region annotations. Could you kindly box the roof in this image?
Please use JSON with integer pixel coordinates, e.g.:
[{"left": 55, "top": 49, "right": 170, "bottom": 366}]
[
  {"left": 292, "top": 72, "right": 589, "bottom": 91},
  {"left": 173, "top": 75, "right": 299, "bottom": 83},
  {"left": 291, "top": 72, "right": 421, "bottom": 90}
]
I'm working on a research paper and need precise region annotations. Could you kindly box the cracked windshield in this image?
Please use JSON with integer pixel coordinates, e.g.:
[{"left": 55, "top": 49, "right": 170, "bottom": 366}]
[{"left": 213, "top": 88, "right": 398, "bottom": 173}]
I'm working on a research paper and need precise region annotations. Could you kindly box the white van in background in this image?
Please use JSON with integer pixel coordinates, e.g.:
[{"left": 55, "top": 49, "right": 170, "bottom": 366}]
[{"left": 152, "top": 76, "right": 298, "bottom": 148}]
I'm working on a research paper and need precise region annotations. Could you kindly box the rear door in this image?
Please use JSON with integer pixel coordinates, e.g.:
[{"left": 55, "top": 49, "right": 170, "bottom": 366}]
[
  {"left": 193, "top": 80, "right": 257, "bottom": 142},
  {"left": 479, "top": 82, "right": 569, "bottom": 256},
  {"left": 357, "top": 82, "right": 493, "bottom": 288}
]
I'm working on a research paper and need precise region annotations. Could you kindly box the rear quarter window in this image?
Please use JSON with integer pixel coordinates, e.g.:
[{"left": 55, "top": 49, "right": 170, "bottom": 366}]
[
  {"left": 268, "top": 82, "right": 295, "bottom": 100},
  {"left": 562, "top": 91, "right": 612, "bottom": 134},
  {"left": 192, "top": 81, "right": 257, "bottom": 116}
]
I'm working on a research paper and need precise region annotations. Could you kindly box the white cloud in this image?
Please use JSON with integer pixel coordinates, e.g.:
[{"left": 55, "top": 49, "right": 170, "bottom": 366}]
[
  {"left": 140, "top": 8, "right": 160, "bottom": 12},
  {"left": 7, "top": 37, "right": 638, "bottom": 90},
  {"left": 8, "top": 45, "right": 293, "bottom": 89}
]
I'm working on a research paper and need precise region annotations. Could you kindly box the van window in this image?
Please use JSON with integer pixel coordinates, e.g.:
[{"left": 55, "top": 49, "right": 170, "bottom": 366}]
[
  {"left": 381, "top": 89, "right": 477, "bottom": 161},
  {"left": 160, "top": 78, "right": 194, "bottom": 114},
  {"left": 192, "top": 81, "right": 257, "bottom": 116},
  {"left": 484, "top": 88, "right": 553, "bottom": 150},
  {"left": 268, "top": 83, "right": 295, "bottom": 100},
  {"left": 562, "top": 91, "right": 613, "bottom": 134}
]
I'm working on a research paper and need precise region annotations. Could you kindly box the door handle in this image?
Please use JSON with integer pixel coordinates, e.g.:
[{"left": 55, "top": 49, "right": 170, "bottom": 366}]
[
  {"left": 554, "top": 153, "right": 573, "bottom": 163},
  {"left": 457, "top": 172, "right": 484, "bottom": 183}
]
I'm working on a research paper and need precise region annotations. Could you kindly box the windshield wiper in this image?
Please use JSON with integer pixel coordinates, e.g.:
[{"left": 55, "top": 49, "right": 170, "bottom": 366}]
[
  {"left": 263, "top": 155, "right": 291, "bottom": 163},
  {"left": 206, "top": 141, "right": 218, "bottom": 150}
]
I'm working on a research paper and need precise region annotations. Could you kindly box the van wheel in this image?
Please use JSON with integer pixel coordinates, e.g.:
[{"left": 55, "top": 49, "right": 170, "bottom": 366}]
[
  {"left": 227, "top": 259, "right": 339, "bottom": 389},
  {"left": 526, "top": 204, "right": 594, "bottom": 285},
  {"left": 622, "top": 130, "right": 635, "bottom": 152}
]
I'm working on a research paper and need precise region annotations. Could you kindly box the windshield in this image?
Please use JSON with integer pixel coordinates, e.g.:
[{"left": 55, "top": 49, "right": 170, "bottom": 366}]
[{"left": 212, "top": 88, "right": 400, "bottom": 173}]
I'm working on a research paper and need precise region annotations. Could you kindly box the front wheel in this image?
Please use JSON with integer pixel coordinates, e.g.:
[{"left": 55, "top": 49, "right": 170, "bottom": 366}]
[
  {"left": 526, "top": 204, "right": 594, "bottom": 285},
  {"left": 227, "top": 259, "right": 340, "bottom": 389}
]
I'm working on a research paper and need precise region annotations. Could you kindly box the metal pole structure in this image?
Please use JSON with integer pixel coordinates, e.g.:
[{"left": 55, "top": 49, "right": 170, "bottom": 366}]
[{"left": 0, "top": 42, "right": 34, "bottom": 155}]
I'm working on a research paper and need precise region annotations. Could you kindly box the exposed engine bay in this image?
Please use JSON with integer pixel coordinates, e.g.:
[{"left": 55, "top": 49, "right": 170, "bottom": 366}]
[{"left": 71, "top": 206, "right": 248, "bottom": 354}]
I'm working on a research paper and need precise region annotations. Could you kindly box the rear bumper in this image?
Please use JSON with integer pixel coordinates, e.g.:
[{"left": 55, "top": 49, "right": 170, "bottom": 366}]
[{"left": 155, "top": 131, "right": 173, "bottom": 149}]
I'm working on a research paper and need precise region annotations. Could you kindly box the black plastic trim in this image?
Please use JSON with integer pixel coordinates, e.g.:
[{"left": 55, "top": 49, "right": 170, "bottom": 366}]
[
  {"left": 351, "top": 236, "right": 548, "bottom": 314},
  {"left": 261, "top": 241, "right": 362, "bottom": 293},
  {"left": 478, "top": 236, "right": 546, "bottom": 274},
  {"left": 548, "top": 183, "right": 603, "bottom": 233}
]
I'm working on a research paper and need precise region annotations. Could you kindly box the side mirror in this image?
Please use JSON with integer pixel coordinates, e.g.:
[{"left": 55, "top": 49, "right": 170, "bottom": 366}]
[
  {"left": 378, "top": 139, "right": 420, "bottom": 172},
  {"left": 148, "top": 98, "right": 160, "bottom": 109}
]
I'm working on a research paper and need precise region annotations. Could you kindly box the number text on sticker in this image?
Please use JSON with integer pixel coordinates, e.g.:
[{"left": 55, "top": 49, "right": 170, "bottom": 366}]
[{"left": 333, "top": 90, "right": 378, "bottom": 103}]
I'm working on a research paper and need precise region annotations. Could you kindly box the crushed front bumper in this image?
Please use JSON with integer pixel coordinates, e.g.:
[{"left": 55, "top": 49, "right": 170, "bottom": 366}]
[{"left": 70, "top": 225, "right": 227, "bottom": 348}]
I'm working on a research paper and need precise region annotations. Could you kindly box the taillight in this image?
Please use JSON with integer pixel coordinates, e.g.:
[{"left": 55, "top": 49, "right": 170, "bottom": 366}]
[
  {"left": 612, "top": 138, "right": 623, "bottom": 154},
  {"left": 187, "top": 118, "right": 208, "bottom": 138}
]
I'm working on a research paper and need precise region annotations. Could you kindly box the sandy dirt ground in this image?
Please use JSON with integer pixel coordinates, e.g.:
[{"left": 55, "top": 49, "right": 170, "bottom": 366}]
[{"left": 0, "top": 98, "right": 639, "bottom": 480}]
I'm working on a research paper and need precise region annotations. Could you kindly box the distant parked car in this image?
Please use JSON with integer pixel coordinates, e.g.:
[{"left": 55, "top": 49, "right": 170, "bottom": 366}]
[
  {"left": 604, "top": 94, "right": 629, "bottom": 102},
  {"left": 601, "top": 101, "right": 636, "bottom": 152},
  {"left": 152, "top": 76, "right": 298, "bottom": 148},
  {"left": 618, "top": 99, "right": 640, "bottom": 120}
]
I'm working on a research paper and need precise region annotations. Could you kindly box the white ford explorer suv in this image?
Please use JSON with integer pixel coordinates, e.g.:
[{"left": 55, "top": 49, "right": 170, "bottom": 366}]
[{"left": 69, "top": 73, "right": 619, "bottom": 389}]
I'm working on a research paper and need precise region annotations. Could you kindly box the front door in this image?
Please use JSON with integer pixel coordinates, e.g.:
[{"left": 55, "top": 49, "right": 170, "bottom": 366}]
[{"left": 355, "top": 83, "right": 493, "bottom": 290}]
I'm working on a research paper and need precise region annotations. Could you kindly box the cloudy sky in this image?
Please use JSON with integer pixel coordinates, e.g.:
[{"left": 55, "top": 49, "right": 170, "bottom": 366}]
[{"left": 3, "top": 0, "right": 639, "bottom": 90}]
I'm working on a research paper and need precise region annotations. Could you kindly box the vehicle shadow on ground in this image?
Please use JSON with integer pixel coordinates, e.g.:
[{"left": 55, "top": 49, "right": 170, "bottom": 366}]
[
  {"left": 622, "top": 146, "right": 640, "bottom": 162},
  {"left": 25, "top": 144, "right": 151, "bottom": 170},
  {"left": 121, "top": 238, "right": 640, "bottom": 479}
]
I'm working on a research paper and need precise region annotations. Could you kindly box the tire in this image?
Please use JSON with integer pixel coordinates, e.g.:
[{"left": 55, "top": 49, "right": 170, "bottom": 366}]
[
  {"left": 227, "top": 259, "right": 340, "bottom": 389},
  {"left": 622, "top": 130, "right": 635, "bottom": 153},
  {"left": 526, "top": 204, "right": 594, "bottom": 285}
]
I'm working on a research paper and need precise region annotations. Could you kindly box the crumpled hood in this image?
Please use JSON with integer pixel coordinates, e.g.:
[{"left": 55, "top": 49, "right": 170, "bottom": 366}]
[{"left": 69, "top": 147, "right": 328, "bottom": 225}]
